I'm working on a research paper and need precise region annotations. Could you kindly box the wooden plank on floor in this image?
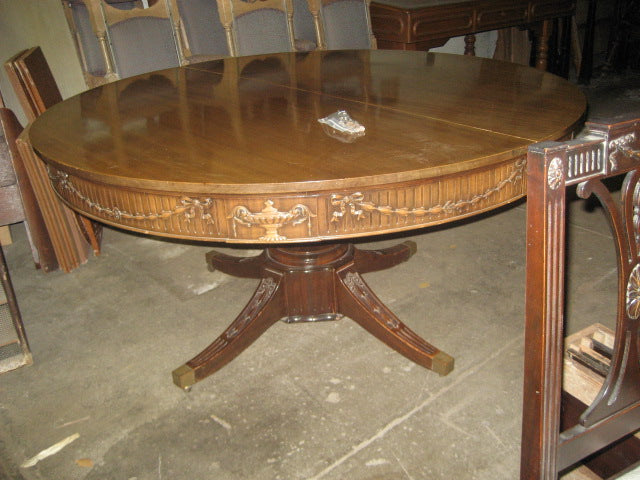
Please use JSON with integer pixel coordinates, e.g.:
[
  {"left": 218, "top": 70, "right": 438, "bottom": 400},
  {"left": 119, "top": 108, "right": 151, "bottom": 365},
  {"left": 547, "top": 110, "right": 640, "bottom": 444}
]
[
  {"left": 560, "top": 324, "right": 640, "bottom": 479},
  {"left": 0, "top": 226, "right": 12, "bottom": 246}
]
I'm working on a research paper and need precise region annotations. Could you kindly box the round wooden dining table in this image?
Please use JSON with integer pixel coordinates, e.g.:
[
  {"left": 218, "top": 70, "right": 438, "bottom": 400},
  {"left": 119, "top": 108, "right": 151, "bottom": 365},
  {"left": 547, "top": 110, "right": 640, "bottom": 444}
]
[{"left": 29, "top": 49, "right": 586, "bottom": 389}]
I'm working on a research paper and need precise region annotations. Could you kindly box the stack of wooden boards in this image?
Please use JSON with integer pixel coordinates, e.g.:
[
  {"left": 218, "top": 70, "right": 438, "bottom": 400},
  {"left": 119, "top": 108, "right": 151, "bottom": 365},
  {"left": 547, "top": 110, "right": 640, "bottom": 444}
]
[
  {"left": 4, "top": 46, "right": 101, "bottom": 272},
  {"left": 562, "top": 324, "right": 640, "bottom": 479}
]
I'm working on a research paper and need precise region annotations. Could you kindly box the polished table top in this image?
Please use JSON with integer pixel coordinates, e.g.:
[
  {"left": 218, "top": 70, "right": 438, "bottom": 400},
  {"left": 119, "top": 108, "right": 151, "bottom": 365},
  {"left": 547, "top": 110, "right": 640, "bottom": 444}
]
[{"left": 30, "top": 50, "right": 586, "bottom": 244}]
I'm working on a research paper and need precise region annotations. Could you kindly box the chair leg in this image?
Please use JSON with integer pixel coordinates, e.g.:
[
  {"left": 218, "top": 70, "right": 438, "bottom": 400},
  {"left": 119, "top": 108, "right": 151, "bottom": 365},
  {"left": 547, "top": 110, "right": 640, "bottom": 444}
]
[{"left": 0, "top": 245, "right": 33, "bottom": 373}]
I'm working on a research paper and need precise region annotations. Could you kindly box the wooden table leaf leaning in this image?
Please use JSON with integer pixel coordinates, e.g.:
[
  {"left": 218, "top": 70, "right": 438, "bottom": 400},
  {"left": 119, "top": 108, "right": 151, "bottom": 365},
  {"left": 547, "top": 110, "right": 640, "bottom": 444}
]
[{"left": 28, "top": 50, "right": 586, "bottom": 389}]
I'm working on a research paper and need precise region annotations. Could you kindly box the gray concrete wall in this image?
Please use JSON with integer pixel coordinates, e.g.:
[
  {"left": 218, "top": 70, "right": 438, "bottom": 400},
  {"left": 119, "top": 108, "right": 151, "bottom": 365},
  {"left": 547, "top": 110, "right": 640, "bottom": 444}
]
[{"left": 0, "top": 0, "right": 86, "bottom": 125}]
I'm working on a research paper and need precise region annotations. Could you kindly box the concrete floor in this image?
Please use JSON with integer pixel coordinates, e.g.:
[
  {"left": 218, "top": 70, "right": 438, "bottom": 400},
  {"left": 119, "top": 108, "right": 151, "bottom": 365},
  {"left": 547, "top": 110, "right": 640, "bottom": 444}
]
[{"left": 1, "top": 71, "right": 640, "bottom": 480}]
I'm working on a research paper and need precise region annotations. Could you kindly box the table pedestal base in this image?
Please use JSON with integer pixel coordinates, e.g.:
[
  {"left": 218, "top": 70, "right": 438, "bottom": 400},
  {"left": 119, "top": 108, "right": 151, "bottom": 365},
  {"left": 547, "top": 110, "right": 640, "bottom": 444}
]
[{"left": 172, "top": 242, "right": 454, "bottom": 389}]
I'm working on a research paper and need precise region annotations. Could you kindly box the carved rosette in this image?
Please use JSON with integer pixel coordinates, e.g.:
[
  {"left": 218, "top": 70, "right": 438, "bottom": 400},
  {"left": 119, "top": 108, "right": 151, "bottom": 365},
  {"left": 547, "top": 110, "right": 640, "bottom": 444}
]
[
  {"left": 228, "top": 200, "right": 316, "bottom": 241},
  {"left": 547, "top": 157, "right": 564, "bottom": 190},
  {"left": 626, "top": 264, "right": 640, "bottom": 320}
]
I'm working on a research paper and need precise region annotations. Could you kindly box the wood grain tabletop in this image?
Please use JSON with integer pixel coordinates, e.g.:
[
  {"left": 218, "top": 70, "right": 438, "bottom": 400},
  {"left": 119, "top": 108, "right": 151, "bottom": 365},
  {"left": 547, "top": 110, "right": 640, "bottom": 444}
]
[{"left": 29, "top": 50, "right": 586, "bottom": 243}]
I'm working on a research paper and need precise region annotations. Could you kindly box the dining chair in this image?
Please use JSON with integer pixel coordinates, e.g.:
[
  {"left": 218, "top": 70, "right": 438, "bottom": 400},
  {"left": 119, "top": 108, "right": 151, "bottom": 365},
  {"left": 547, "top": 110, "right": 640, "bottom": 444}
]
[
  {"left": 307, "top": 0, "right": 376, "bottom": 50},
  {"left": 62, "top": 0, "right": 142, "bottom": 85},
  {"left": 0, "top": 100, "right": 33, "bottom": 373},
  {"left": 100, "top": 0, "right": 180, "bottom": 78},
  {"left": 167, "top": 0, "right": 230, "bottom": 60},
  {"left": 521, "top": 117, "right": 640, "bottom": 479},
  {"left": 0, "top": 238, "right": 33, "bottom": 374},
  {"left": 62, "top": 0, "right": 115, "bottom": 87},
  {"left": 217, "top": 0, "right": 296, "bottom": 57}
]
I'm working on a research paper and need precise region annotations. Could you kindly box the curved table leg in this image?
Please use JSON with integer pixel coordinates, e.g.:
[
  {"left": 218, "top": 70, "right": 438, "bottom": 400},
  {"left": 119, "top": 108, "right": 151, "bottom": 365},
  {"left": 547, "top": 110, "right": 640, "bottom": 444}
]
[
  {"left": 353, "top": 240, "right": 417, "bottom": 274},
  {"left": 336, "top": 268, "right": 454, "bottom": 376},
  {"left": 206, "top": 250, "right": 267, "bottom": 279},
  {"left": 172, "top": 275, "right": 285, "bottom": 389},
  {"left": 174, "top": 241, "right": 453, "bottom": 389}
]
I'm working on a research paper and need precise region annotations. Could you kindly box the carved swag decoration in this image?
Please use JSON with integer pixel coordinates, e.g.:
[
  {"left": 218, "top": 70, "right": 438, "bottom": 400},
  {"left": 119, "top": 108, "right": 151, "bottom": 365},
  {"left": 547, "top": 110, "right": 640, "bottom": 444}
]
[
  {"left": 48, "top": 169, "right": 215, "bottom": 224},
  {"left": 330, "top": 158, "right": 526, "bottom": 225}
]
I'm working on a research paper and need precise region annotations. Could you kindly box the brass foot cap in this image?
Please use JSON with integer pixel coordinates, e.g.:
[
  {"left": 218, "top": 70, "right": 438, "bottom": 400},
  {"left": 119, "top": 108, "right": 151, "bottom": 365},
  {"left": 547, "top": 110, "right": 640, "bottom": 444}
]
[
  {"left": 172, "top": 364, "right": 196, "bottom": 390},
  {"left": 403, "top": 240, "right": 418, "bottom": 257},
  {"left": 432, "top": 351, "right": 455, "bottom": 376}
]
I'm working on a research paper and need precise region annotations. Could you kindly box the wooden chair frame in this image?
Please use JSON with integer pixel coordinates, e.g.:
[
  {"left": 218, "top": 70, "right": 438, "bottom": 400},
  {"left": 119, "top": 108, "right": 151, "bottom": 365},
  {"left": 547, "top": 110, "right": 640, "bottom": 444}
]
[
  {"left": 521, "top": 118, "right": 640, "bottom": 479},
  {"left": 166, "top": 0, "right": 230, "bottom": 63},
  {"left": 216, "top": 0, "right": 296, "bottom": 57},
  {"left": 61, "top": 0, "right": 122, "bottom": 85},
  {"left": 165, "top": 0, "right": 195, "bottom": 63},
  {"left": 306, "top": 0, "right": 376, "bottom": 50},
  {"left": 99, "top": 0, "right": 181, "bottom": 76},
  {"left": 62, "top": 0, "right": 113, "bottom": 87}
]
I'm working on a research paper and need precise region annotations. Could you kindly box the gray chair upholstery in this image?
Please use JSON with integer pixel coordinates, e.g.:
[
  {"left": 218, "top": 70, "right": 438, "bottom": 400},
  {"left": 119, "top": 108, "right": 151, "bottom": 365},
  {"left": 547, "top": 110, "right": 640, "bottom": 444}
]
[
  {"left": 69, "top": 1, "right": 107, "bottom": 76},
  {"left": 109, "top": 16, "right": 180, "bottom": 78},
  {"left": 100, "top": 0, "right": 180, "bottom": 79},
  {"left": 293, "top": 0, "right": 317, "bottom": 51},
  {"left": 319, "top": 0, "right": 374, "bottom": 50},
  {"left": 176, "top": 0, "right": 229, "bottom": 57},
  {"left": 236, "top": 10, "right": 292, "bottom": 56},
  {"left": 219, "top": 0, "right": 295, "bottom": 57},
  {"left": 105, "top": 0, "right": 137, "bottom": 10}
]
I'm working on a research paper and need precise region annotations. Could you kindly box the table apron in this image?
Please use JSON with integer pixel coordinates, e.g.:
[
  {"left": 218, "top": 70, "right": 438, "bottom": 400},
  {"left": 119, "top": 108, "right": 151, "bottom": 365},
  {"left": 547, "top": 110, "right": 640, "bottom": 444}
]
[{"left": 47, "top": 155, "right": 526, "bottom": 243}]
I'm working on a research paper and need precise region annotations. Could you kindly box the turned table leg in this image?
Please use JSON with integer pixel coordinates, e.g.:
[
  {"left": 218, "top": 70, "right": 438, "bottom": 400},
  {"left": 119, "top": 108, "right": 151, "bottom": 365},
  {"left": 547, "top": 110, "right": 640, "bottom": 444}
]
[
  {"left": 172, "top": 242, "right": 453, "bottom": 389},
  {"left": 534, "top": 20, "right": 552, "bottom": 71},
  {"left": 464, "top": 34, "right": 476, "bottom": 56}
]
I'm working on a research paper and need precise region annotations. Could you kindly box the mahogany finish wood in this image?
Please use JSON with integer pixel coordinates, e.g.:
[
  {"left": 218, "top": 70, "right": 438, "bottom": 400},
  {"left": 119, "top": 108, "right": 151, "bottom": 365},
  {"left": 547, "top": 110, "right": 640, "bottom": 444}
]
[
  {"left": 173, "top": 241, "right": 454, "bottom": 388},
  {"left": 4, "top": 46, "right": 102, "bottom": 269},
  {"left": 561, "top": 392, "right": 640, "bottom": 478},
  {"left": 369, "top": 0, "right": 575, "bottom": 71},
  {"left": 521, "top": 118, "right": 640, "bottom": 479},
  {"left": 0, "top": 108, "right": 57, "bottom": 272},
  {"left": 28, "top": 50, "right": 585, "bottom": 389}
]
